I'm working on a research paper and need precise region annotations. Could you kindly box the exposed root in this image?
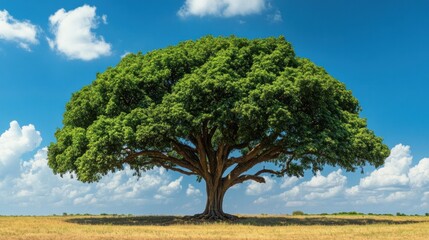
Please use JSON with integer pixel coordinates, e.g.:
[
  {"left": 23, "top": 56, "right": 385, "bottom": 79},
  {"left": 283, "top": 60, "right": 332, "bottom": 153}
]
[{"left": 183, "top": 211, "right": 239, "bottom": 222}]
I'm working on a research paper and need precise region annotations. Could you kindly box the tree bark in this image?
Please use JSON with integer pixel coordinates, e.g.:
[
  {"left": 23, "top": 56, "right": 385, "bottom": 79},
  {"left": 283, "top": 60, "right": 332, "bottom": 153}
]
[{"left": 192, "top": 181, "right": 237, "bottom": 221}]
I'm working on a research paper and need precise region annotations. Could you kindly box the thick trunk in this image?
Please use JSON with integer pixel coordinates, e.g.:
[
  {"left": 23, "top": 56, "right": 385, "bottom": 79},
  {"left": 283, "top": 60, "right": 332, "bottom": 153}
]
[
  {"left": 189, "top": 134, "right": 237, "bottom": 221},
  {"left": 192, "top": 181, "right": 237, "bottom": 221}
]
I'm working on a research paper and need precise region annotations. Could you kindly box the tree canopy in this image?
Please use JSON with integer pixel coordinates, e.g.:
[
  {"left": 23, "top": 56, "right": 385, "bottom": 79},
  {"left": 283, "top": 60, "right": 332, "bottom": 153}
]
[{"left": 48, "top": 36, "right": 389, "bottom": 220}]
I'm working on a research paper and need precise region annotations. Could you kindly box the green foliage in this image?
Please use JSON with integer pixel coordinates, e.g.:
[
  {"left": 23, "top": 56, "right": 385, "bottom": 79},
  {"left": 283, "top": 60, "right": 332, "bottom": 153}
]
[
  {"left": 48, "top": 35, "right": 389, "bottom": 183},
  {"left": 332, "top": 211, "right": 364, "bottom": 216},
  {"left": 292, "top": 210, "right": 305, "bottom": 216}
]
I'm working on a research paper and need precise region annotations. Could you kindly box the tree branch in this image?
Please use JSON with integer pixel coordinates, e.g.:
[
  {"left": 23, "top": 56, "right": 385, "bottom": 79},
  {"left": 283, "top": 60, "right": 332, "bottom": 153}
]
[
  {"left": 196, "top": 135, "right": 209, "bottom": 177},
  {"left": 121, "top": 150, "right": 201, "bottom": 175},
  {"left": 254, "top": 168, "right": 286, "bottom": 177},
  {"left": 151, "top": 159, "right": 196, "bottom": 176},
  {"left": 171, "top": 139, "right": 200, "bottom": 170},
  {"left": 227, "top": 143, "right": 264, "bottom": 164},
  {"left": 229, "top": 174, "right": 266, "bottom": 187},
  {"left": 226, "top": 133, "right": 281, "bottom": 166},
  {"left": 227, "top": 155, "right": 295, "bottom": 189},
  {"left": 223, "top": 146, "right": 292, "bottom": 189},
  {"left": 227, "top": 146, "right": 284, "bottom": 177}
]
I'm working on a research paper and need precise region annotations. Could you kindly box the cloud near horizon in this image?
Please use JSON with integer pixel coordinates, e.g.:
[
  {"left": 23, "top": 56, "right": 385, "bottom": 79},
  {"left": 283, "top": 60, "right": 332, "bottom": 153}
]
[
  {"left": 0, "top": 10, "right": 38, "bottom": 51},
  {"left": 0, "top": 121, "right": 188, "bottom": 215},
  {"left": 253, "top": 144, "right": 429, "bottom": 213},
  {"left": 47, "top": 5, "right": 111, "bottom": 61},
  {"left": 1, "top": 121, "right": 429, "bottom": 214}
]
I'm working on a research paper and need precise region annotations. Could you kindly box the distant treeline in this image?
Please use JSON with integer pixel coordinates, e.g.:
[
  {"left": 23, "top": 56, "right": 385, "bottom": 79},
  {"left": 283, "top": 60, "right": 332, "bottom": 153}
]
[{"left": 291, "top": 211, "right": 429, "bottom": 217}]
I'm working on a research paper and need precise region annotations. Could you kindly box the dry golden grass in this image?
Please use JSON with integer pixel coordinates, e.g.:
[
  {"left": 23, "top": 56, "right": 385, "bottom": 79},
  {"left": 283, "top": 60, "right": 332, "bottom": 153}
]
[{"left": 1, "top": 214, "right": 429, "bottom": 240}]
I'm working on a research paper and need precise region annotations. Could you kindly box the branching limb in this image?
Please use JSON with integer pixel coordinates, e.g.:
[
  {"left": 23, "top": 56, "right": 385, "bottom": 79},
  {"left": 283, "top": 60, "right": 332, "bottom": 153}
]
[
  {"left": 171, "top": 139, "right": 201, "bottom": 170},
  {"left": 226, "top": 146, "right": 284, "bottom": 179},
  {"left": 151, "top": 159, "right": 197, "bottom": 176},
  {"left": 227, "top": 143, "right": 264, "bottom": 164},
  {"left": 254, "top": 168, "right": 287, "bottom": 177},
  {"left": 229, "top": 174, "right": 265, "bottom": 188},
  {"left": 122, "top": 150, "right": 202, "bottom": 176}
]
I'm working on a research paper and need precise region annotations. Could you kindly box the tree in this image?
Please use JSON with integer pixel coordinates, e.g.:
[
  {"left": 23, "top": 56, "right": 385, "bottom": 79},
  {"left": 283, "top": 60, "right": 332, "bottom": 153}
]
[{"left": 48, "top": 36, "right": 389, "bottom": 220}]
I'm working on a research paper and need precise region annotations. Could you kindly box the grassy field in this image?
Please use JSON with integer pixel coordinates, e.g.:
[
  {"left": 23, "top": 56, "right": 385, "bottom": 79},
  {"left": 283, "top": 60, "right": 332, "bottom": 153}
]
[{"left": 1, "top": 214, "right": 429, "bottom": 240}]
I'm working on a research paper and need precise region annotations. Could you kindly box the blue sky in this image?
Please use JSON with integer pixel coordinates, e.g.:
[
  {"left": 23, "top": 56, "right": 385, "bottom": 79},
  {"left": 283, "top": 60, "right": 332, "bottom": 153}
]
[{"left": 1, "top": 0, "right": 429, "bottom": 215}]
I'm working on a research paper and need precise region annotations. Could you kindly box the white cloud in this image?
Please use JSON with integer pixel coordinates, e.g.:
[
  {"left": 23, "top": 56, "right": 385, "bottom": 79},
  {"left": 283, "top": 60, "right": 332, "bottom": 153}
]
[
  {"left": 265, "top": 145, "right": 429, "bottom": 210},
  {"left": 279, "top": 186, "right": 300, "bottom": 199},
  {"left": 0, "top": 10, "right": 38, "bottom": 51},
  {"left": 178, "top": 0, "right": 266, "bottom": 18},
  {"left": 409, "top": 158, "right": 429, "bottom": 188},
  {"left": 246, "top": 176, "right": 275, "bottom": 196},
  {"left": 358, "top": 144, "right": 411, "bottom": 190},
  {"left": 280, "top": 176, "right": 298, "bottom": 189},
  {"left": 0, "top": 121, "right": 41, "bottom": 176},
  {"left": 302, "top": 170, "right": 347, "bottom": 189},
  {"left": 186, "top": 184, "right": 202, "bottom": 197},
  {"left": 0, "top": 121, "right": 185, "bottom": 214},
  {"left": 3, "top": 147, "right": 171, "bottom": 208},
  {"left": 73, "top": 194, "right": 97, "bottom": 205},
  {"left": 47, "top": 5, "right": 111, "bottom": 61},
  {"left": 253, "top": 170, "right": 347, "bottom": 208},
  {"left": 157, "top": 176, "right": 183, "bottom": 197},
  {"left": 385, "top": 191, "right": 409, "bottom": 202},
  {"left": 344, "top": 144, "right": 429, "bottom": 208},
  {"left": 293, "top": 170, "right": 346, "bottom": 201}
]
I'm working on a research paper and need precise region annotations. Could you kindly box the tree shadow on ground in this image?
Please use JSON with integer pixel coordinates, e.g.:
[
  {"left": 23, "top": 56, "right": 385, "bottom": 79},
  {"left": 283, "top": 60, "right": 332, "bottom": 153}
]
[{"left": 66, "top": 215, "right": 423, "bottom": 226}]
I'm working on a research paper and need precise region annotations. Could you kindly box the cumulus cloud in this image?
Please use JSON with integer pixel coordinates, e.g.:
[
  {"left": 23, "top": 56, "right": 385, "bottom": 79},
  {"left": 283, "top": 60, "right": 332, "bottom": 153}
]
[
  {"left": 7, "top": 151, "right": 184, "bottom": 214},
  {"left": 178, "top": 0, "right": 266, "bottom": 18},
  {"left": 253, "top": 144, "right": 429, "bottom": 212},
  {"left": 47, "top": 5, "right": 111, "bottom": 61},
  {"left": 0, "top": 10, "right": 38, "bottom": 51},
  {"left": 186, "top": 184, "right": 202, "bottom": 197},
  {"left": 301, "top": 170, "right": 347, "bottom": 200},
  {"left": 1, "top": 147, "right": 174, "bottom": 209},
  {"left": 246, "top": 176, "right": 275, "bottom": 195},
  {"left": 253, "top": 170, "right": 347, "bottom": 206},
  {"left": 343, "top": 144, "right": 429, "bottom": 209},
  {"left": 0, "top": 121, "right": 186, "bottom": 214},
  {"left": 409, "top": 158, "right": 429, "bottom": 188},
  {"left": 357, "top": 144, "right": 411, "bottom": 190},
  {"left": 0, "top": 121, "right": 41, "bottom": 176},
  {"left": 252, "top": 145, "right": 429, "bottom": 212},
  {"left": 280, "top": 176, "right": 298, "bottom": 189},
  {"left": 155, "top": 176, "right": 183, "bottom": 199},
  {"left": 254, "top": 144, "right": 429, "bottom": 212},
  {"left": 285, "top": 170, "right": 346, "bottom": 201}
]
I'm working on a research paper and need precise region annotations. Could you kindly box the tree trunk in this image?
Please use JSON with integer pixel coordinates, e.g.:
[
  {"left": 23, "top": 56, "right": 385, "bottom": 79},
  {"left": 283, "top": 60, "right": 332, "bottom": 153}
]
[{"left": 192, "top": 181, "right": 237, "bottom": 221}]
